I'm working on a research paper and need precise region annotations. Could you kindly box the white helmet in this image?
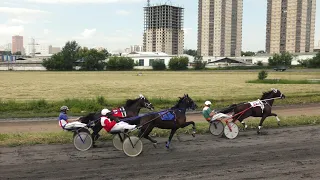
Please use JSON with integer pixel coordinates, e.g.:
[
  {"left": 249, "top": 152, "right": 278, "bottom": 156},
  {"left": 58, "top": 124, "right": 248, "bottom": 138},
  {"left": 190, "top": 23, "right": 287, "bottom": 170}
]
[
  {"left": 204, "top": 101, "right": 212, "bottom": 105},
  {"left": 101, "top": 108, "right": 111, "bottom": 115}
]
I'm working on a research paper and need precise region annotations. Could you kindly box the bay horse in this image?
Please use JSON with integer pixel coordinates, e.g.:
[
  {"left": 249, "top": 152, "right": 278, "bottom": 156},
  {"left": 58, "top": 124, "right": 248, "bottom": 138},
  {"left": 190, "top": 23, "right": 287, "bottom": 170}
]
[
  {"left": 226, "top": 88, "right": 285, "bottom": 134},
  {"left": 137, "top": 94, "right": 198, "bottom": 149},
  {"left": 78, "top": 94, "right": 154, "bottom": 146}
]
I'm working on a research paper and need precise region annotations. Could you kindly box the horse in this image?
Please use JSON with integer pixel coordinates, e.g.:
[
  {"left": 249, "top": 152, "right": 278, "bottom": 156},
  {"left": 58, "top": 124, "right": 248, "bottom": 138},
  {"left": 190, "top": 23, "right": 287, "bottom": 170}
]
[
  {"left": 78, "top": 94, "right": 154, "bottom": 146},
  {"left": 137, "top": 94, "right": 198, "bottom": 149},
  {"left": 225, "top": 88, "right": 285, "bottom": 134}
]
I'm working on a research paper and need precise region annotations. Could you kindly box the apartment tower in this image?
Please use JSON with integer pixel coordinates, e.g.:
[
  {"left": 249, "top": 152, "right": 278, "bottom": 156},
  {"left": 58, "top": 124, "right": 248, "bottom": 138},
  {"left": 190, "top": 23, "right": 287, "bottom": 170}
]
[
  {"left": 266, "top": 0, "right": 316, "bottom": 54},
  {"left": 143, "top": 4, "right": 184, "bottom": 55},
  {"left": 12, "top": 35, "right": 24, "bottom": 54},
  {"left": 198, "top": 0, "right": 243, "bottom": 57}
]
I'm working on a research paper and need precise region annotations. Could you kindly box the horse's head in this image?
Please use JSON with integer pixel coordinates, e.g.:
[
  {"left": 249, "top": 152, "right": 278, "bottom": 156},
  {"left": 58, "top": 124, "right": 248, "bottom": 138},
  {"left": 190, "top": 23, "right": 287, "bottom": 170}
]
[
  {"left": 176, "top": 94, "right": 198, "bottom": 110},
  {"left": 78, "top": 112, "right": 97, "bottom": 124},
  {"left": 137, "top": 94, "right": 154, "bottom": 110},
  {"left": 262, "top": 88, "right": 285, "bottom": 100}
]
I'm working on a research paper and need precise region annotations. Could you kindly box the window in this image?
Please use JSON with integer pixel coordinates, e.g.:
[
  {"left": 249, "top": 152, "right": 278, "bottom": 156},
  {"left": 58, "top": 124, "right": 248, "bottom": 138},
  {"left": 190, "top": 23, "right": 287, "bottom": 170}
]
[
  {"left": 139, "top": 59, "right": 144, "bottom": 66},
  {"left": 149, "top": 59, "right": 154, "bottom": 66}
]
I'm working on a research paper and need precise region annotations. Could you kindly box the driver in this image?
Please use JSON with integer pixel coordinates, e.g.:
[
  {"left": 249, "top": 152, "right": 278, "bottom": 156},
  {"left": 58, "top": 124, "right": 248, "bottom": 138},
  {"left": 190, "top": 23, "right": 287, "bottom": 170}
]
[
  {"left": 202, "top": 101, "right": 216, "bottom": 122},
  {"left": 58, "top": 106, "right": 80, "bottom": 129},
  {"left": 100, "top": 108, "right": 136, "bottom": 133}
]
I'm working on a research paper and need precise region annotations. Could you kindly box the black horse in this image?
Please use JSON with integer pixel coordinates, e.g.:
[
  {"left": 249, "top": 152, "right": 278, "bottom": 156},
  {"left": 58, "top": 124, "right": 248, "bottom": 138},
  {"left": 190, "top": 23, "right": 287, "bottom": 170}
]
[
  {"left": 225, "top": 88, "right": 285, "bottom": 134},
  {"left": 79, "top": 94, "right": 154, "bottom": 146},
  {"left": 137, "top": 94, "right": 198, "bottom": 149}
]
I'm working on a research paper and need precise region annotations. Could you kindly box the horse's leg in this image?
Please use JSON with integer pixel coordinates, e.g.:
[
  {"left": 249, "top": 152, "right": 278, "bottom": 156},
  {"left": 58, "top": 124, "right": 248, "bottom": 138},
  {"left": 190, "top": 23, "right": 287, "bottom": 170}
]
[
  {"left": 257, "top": 115, "right": 268, "bottom": 134},
  {"left": 180, "top": 121, "right": 196, "bottom": 137},
  {"left": 91, "top": 125, "right": 102, "bottom": 148},
  {"left": 166, "top": 128, "right": 177, "bottom": 149},
  {"left": 138, "top": 125, "right": 158, "bottom": 146},
  {"left": 269, "top": 113, "right": 281, "bottom": 126}
]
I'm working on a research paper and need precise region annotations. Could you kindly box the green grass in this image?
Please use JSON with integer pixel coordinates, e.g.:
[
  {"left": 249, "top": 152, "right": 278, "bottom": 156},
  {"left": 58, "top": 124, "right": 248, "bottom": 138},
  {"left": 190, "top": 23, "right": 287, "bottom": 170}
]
[
  {"left": 247, "top": 79, "right": 320, "bottom": 84},
  {"left": 0, "top": 71, "right": 319, "bottom": 118},
  {"left": 0, "top": 93, "right": 320, "bottom": 118},
  {"left": 1, "top": 115, "right": 319, "bottom": 147}
]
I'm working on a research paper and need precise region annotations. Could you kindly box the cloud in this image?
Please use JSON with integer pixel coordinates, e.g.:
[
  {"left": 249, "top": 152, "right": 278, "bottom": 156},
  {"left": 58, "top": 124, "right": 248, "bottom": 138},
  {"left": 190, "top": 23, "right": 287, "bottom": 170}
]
[
  {"left": 0, "top": 7, "right": 49, "bottom": 15},
  {"left": 0, "top": 24, "right": 24, "bottom": 35},
  {"left": 73, "top": 28, "right": 97, "bottom": 39},
  {"left": 24, "top": 0, "right": 144, "bottom": 4},
  {"left": 43, "top": 29, "right": 50, "bottom": 35},
  {"left": 9, "top": 18, "right": 29, "bottom": 24},
  {"left": 183, "top": 28, "right": 192, "bottom": 35},
  {"left": 116, "top": 10, "right": 130, "bottom": 15}
]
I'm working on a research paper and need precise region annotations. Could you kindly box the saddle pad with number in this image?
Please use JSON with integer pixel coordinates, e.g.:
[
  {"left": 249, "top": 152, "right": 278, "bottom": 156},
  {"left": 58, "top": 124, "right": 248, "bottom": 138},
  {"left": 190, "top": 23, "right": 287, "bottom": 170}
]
[
  {"left": 249, "top": 99, "right": 265, "bottom": 113},
  {"left": 159, "top": 111, "right": 175, "bottom": 121},
  {"left": 112, "top": 107, "right": 127, "bottom": 118}
]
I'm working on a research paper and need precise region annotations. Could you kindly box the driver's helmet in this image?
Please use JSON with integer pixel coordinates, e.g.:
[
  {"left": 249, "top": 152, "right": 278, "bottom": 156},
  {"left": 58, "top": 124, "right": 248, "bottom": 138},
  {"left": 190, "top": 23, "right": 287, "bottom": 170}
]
[
  {"left": 60, "top": 106, "right": 69, "bottom": 112},
  {"left": 101, "top": 108, "right": 111, "bottom": 116},
  {"left": 204, "top": 101, "right": 212, "bottom": 106}
]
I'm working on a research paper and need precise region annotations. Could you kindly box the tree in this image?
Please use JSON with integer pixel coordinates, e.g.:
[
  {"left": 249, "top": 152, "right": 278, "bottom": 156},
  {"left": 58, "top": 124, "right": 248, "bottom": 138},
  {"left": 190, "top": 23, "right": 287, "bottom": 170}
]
[
  {"left": 257, "top": 61, "right": 263, "bottom": 66},
  {"left": 152, "top": 59, "right": 166, "bottom": 70},
  {"left": 183, "top": 49, "right": 198, "bottom": 57},
  {"left": 258, "top": 70, "right": 268, "bottom": 80},
  {"left": 13, "top": 51, "right": 21, "bottom": 55},
  {"left": 257, "top": 50, "right": 265, "bottom": 54},
  {"left": 193, "top": 55, "right": 207, "bottom": 70},
  {"left": 298, "top": 52, "right": 320, "bottom": 68},
  {"left": 106, "top": 56, "right": 134, "bottom": 70},
  {"left": 241, "top": 51, "right": 256, "bottom": 56},
  {"left": 42, "top": 41, "right": 81, "bottom": 70},
  {"left": 268, "top": 52, "right": 292, "bottom": 66},
  {"left": 42, "top": 53, "right": 66, "bottom": 70},
  {"left": 79, "top": 49, "right": 106, "bottom": 71},
  {"left": 168, "top": 56, "right": 189, "bottom": 70}
]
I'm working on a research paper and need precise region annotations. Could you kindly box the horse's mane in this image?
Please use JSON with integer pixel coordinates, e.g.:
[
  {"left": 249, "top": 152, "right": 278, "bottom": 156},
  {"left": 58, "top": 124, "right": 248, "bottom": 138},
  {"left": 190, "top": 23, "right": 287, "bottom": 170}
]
[
  {"left": 261, "top": 90, "right": 274, "bottom": 99},
  {"left": 125, "top": 98, "right": 140, "bottom": 107},
  {"left": 171, "top": 97, "right": 185, "bottom": 109}
]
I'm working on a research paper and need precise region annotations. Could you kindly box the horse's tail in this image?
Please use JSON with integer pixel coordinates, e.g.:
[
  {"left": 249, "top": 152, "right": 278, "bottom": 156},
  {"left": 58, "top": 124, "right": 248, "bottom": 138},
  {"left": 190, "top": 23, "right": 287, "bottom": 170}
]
[{"left": 219, "top": 104, "right": 238, "bottom": 114}]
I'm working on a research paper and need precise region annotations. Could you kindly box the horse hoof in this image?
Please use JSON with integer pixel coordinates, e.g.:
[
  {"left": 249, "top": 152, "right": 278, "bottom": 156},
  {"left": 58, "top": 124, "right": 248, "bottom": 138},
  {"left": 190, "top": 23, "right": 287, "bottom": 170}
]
[
  {"left": 192, "top": 133, "right": 196, "bottom": 137},
  {"left": 153, "top": 143, "right": 157, "bottom": 148},
  {"left": 257, "top": 131, "right": 261, "bottom": 135},
  {"left": 277, "top": 122, "right": 281, "bottom": 126}
]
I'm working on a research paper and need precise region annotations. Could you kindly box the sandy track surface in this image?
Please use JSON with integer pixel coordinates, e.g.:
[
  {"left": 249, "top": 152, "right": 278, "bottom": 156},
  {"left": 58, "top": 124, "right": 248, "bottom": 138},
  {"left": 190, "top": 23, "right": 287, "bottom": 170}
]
[
  {"left": 1, "top": 125, "right": 320, "bottom": 180},
  {"left": 0, "top": 104, "right": 320, "bottom": 133}
]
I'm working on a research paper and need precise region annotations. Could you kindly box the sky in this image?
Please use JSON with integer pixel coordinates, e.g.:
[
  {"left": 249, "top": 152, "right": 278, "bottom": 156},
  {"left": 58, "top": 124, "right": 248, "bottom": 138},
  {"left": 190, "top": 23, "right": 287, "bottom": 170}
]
[{"left": 0, "top": 0, "right": 320, "bottom": 52}]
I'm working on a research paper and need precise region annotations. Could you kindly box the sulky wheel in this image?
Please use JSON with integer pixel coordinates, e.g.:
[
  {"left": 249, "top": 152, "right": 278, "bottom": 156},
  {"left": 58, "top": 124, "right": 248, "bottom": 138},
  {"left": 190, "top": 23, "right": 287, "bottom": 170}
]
[
  {"left": 112, "top": 133, "right": 125, "bottom": 151},
  {"left": 223, "top": 122, "right": 239, "bottom": 139},
  {"left": 73, "top": 131, "right": 93, "bottom": 151},
  {"left": 122, "top": 136, "right": 143, "bottom": 157},
  {"left": 209, "top": 120, "right": 224, "bottom": 137}
]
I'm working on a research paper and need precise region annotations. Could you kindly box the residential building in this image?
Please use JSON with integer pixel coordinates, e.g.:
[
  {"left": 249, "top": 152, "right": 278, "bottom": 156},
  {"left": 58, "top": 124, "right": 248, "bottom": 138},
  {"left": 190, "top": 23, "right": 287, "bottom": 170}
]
[
  {"left": 131, "top": 45, "right": 143, "bottom": 52},
  {"left": 12, "top": 35, "right": 24, "bottom": 54},
  {"left": 49, "top": 46, "right": 61, "bottom": 54},
  {"left": 265, "top": 0, "right": 316, "bottom": 54},
  {"left": 198, "top": 0, "right": 243, "bottom": 57},
  {"left": 143, "top": 4, "right": 184, "bottom": 55}
]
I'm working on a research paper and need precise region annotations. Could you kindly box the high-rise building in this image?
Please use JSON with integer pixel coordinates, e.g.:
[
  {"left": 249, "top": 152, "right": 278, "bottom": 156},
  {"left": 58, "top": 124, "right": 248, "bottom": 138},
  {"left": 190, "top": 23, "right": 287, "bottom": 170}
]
[
  {"left": 12, "top": 35, "right": 24, "bottom": 54},
  {"left": 198, "top": 0, "right": 243, "bottom": 57},
  {"left": 265, "top": 0, "right": 316, "bottom": 54},
  {"left": 143, "top": 4, "right": 184, "bottom": 55},
  {"left": 131, "top": 45, "right": 143, "bottom": 52}
]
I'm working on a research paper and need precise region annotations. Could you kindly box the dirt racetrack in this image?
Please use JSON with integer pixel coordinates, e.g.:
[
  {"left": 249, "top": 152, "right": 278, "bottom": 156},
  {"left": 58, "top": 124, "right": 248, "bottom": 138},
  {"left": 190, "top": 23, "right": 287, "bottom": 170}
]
[
  {"left": 1, "top": 103, "right": 320, "bottom": 133},
  {"left": 1, "top": 125, "right": 320, "bottom": 180}
]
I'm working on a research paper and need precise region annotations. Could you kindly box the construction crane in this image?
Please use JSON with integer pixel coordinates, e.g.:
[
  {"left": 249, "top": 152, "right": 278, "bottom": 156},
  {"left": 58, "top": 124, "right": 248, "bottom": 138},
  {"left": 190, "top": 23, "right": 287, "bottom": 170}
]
[{"left": 147, "top": 0, "right": 150, "bottom": 6}]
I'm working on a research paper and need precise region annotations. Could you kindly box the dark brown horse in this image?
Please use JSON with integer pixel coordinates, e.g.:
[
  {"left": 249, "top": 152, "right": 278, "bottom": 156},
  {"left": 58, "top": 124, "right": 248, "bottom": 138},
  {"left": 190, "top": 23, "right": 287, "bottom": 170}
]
[
  {"left": 136, "top": 94, "right": 198, "bottom": 149},
  {"left": 79, "top": 94, "right": 154, "bottom": 146},
  {"left": 226, "top": 88, "right": 285, "bottom": 134}
]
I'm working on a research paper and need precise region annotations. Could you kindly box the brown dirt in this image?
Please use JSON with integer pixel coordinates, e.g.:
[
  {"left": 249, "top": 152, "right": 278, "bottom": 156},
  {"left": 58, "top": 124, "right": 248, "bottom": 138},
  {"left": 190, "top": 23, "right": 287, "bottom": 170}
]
[
  {"left": 1, "top": 125, "right": 320, "bottom": 180},
  {"left": 1, "top": 104, "right": 320, "bottom": 133}
]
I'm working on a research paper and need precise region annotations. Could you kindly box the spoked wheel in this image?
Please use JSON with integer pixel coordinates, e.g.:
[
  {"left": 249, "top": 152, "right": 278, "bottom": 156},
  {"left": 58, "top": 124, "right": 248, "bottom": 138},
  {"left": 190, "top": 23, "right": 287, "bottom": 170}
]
[
  {"left": 112, "top": 133, "right": 125, "bottom": 151},
  {"left": 209, "top": 120, "right": 224, "bottom": 137},
  {"left": 223, "top": 122, "right": 239, "bottom": 139},
  {"left": 122, "top": 136, "right": 143, "bottom": 157},
  {"left": 73, "top": 131, "right": 93, "bottom": 151}
]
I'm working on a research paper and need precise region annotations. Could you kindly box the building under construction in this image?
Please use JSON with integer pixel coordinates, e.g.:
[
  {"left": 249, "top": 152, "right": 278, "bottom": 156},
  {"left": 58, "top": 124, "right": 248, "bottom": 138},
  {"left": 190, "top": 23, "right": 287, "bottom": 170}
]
[{"left": 143, "top": 4, "right": 184, "bottom": 55}]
